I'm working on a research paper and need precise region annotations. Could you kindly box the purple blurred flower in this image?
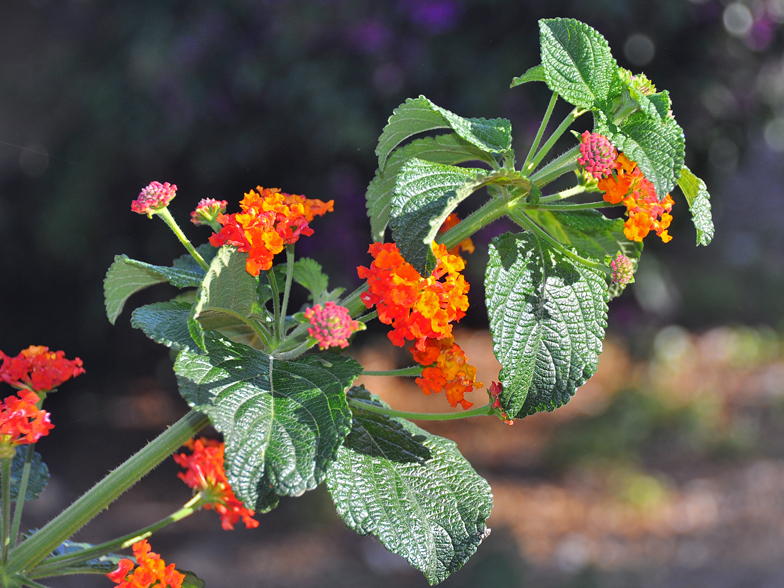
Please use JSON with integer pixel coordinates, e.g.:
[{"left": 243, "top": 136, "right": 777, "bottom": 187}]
[{"left": 400, "top": 0, "right": 460, "bottom": 34}]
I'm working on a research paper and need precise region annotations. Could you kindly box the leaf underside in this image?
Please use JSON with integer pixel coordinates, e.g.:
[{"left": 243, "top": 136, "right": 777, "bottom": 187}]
[{"left": 677, "top": 166, "right": 715, "bottom": 246}]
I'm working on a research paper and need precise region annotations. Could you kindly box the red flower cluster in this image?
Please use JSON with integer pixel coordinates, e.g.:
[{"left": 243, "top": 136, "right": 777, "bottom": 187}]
[
  {"left": 131, "top": 182, "right": 177, "bottom": 218},
  {"left": 597, "top": 153, "right": 674, "bottom": 243},
  {"left": 438, "top": 213, "right": 475, "bottom": 256},
  {"left": 488, "top": 381, "right": 514, "bottom": 425},
  {"left": 209, "top": 187, "right": 333, "bottom": 276},
  {"left": 410, "top": 337, "right": 482, "bottom": 409},
  {"left": 0, "top": 346, "right": 84, "bottom": 393},
  {"left": 357, "top": 242, "right": 469, "bottom": 350},
  {"left": 0, "top": 390, "right": 53, "bottom": 449},
  {"left": 107, "top": 540, "right": 184, "bottom": 588},
  {"left": 173, "top": 438, "right": 259, "bottom": 531},
  {"left": 305, "top": 302, "right": 362, "bottom": 350}
]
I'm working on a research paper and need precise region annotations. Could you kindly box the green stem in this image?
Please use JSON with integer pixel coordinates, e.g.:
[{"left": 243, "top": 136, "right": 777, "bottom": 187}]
[
  {"left": 538, "top": 185, "right": 587, "bottom": 203},
  {"left": 513, "top": 212, "right": 608, "bottom": 273},
  {"left": 435, "top": 194, "right": 516, "bottom": 252},
  {"left": 5, "top": 411, "right": 210, "bottom": 576},
  {"left": 279, "top": 245, "right": 295, "bottom": 336},
  {"left": 20, "top": 578, "right": 50, "bottom": 588},
  {"left": 536, "top": 201, "right": 624, "bottom": 211},
  {"left": 9, "top": 445, "right": 35, "bottom": 549},
  {"left": 361, "top": 366, "right": 423, "bottom": 377},
  {"left": 2, "top": 457, "right": 11, "bottom": 563},
  {"left": 273, "top": 338, "right": 316, "bottom": 361},
  {"left": 29, "top": 495, "right": 205, "bottom": 579},
  {"left": 156, "top": 208, "right": 208, "bottom": 271},
  {"left": 530, "top": 144, "right": 581, "bottom": 188},
  {"left": 267, "top": 268, "right": 282, "bottom": 342},
  {"left": 349, "top": 399, "right": 494, "bottom": 421},
  {"left": 526, "top": 108, "right": 586, "bottom": 173},
  {"left": 357, "top": 310, "right": 378, "bottom": 324},
  {"left": 523, "top": 92, "right": 558, "bottom": 171},
  {"left": 341, "top": 284, "right": 370, "bottom": 318}
]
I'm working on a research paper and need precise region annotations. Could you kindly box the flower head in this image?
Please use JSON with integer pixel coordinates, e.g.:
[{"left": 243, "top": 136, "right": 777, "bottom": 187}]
[
  {"left": 609, "top": 252, "right": 635, "bottom": 285},
  {"left": 209, "top": 187, "right": 333, "bottom": 276},
  {"left": 577, "top": 131, "right": 618, "bottom": 180},
  {"left": 357, "top": 241, "right": 469, "bottom": 351},
  {"left": 173, "top": 438, "right": 259, "bottom": 530},
  {"left": 0, "top": 346, "right": 84, "bottom": 393},
  {"left": 132, "top": 182, "right": 177, "bottom": 218},
  {"left": 488, "top": 381, "right": 514, "bottom": 425},
  {"left": 190, "top": 198, "right": 228, "bottom": 226},
  {"left": 106, "top": 540, "right": 185, "bottom": 588},
  {"left": 0, "top": 390, "right": 54, "bottom": 452},
  {"left": 438, "top": 213, "right": 475, "bottom": 256},
  {"left": 410, "top": 337, "right": 482, "bottom": 409},
  {"left": 305, "top": 302, "right": 363, "bottom": 349}
]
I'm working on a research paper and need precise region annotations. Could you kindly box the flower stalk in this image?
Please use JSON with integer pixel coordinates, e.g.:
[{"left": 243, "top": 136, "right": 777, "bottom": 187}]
[
  {"left": 156, "top": 208, "right": 209, "bottom": 271},
  {"left": 349, "top": 399, "right": 494, "bottom": 421},
  {"left": 8, "top": 444, "right": 35, "bottom": 550}
]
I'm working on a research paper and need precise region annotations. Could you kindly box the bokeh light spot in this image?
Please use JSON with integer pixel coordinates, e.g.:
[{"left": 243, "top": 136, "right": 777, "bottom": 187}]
[
  {"left": 723, "top": 3, "right": 754, "bottom": 37},
  {"left": 624, "top": 34, "right": 655, "bottom": 66},
  {"left": 763, "top": 117, "right": 784, "bottom": 152}
]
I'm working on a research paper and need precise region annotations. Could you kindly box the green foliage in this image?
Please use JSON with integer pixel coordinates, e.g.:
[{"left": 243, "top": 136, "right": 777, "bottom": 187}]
[
  {"left": 539, "top": 18, "right": 617, "bottom": 111},
  {"left": 376, "top": 96, "right": 512, "bottom": 172},
  {"left": 47, "top": 540, "right": 123, "bottom": 574},
  {"left": 174, "top": 332, "right": 362, "bottom": 510},
  {"left": 292, "top": 258, "right": 329, "bottom": 302},
  {"left": 678, "top": 167, "right": 715, "bottom": 246},
  {"left": 367, "top": 134, "right": 497, "bottom": 241},
  {"left": 181, "top": 571, "right": 207, "bottom": 588},
  {"left": 130, "top": 301, "right": 200, "bottom": 353},
  {"left": 510, "top": 64, "right": 545, "bottom": 87},
  {"left": 485, "top": 231, "right": 608, "bottom": 418},
  {"left": 327, "top": 387, "right": 493, "bottom": 585},
  {"left": 1, "top": 446, "right": 49, "bottom": 501}
]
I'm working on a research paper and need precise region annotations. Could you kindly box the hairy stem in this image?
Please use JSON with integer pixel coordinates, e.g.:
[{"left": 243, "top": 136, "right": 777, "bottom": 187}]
[
  {"left": 279, "top": 245, "right": 295, "bottom": 336},
  {"left": 530, "top": 145, "right": 581, "bottom": 188},
  {"left": 527, "top": 108, "right": 586, "bottom": 173},
  {"left": 9, "top": 444, "right": 35, "bottom": 549},
  {"left": 156, "top": 208, "right": 208, "bottom": 271},
  {"left": 538, "top": 185, "right": 587, "bottom": 203},
  {"left": 536, "top": 201, "right": 624, "bottom": 211},
  {"left": 349, "top": 399, "right": 494, "bottom": 421},
  {"left": 6, "top": 411, "right": 210, "bottom": 575},
  {"left": 523, "top": 92, "right": 558, "bottom": 170},
  {"left": 361, "top": 366, "right": 423, "bottom": 377},
  {"left": 267, "top": 267, "right": 281, "bottom": 342},
  {"left": 2, "top": 457, "right": 11, "bottom": 563}
]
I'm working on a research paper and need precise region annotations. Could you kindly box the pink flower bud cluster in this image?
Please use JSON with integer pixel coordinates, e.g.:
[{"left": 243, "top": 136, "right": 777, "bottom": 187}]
[
  {"left": 577, "top": 131, "right": 618, "bottom": 179},
  {"left": 305, "top": 302, "right": 361, "bottom": 350},
  {"left": 610, "top": 252, "right": 635, "bottom": 285},
  {"left": 131, "top": 181, "right": 177, "bottom": 217},
  {"left": 191, "top": 198, "right": 228, "bottom": 226}
]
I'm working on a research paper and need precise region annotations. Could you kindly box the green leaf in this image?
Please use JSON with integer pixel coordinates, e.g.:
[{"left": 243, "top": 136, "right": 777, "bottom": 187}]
[
  {"left": 131, "top": 301, "right": 201, "bottom": 352},
  {"left": 376, "top": 96, "right": 512, "bottom": 172},
  {"left": 327, "top": 387, "right": 493, "bottom": 585},
  {"left": 1, "top": 446, "right": 49, "bottom": 501},
  {"left": 172, "top": 243, "right": 218, "bottom": 273},
  {"left": 292, "top": 258, "right": 329, "bottom": 302},
  {"left": 47, "top": 540, "right": 123, "bottom": 573},
  {"left": 367, "top": 134, "right": 497, "bottom": 242},
  {"left": 190, "top": 247, "right": 263, "bottom": 349},
  {"left": 511, "top": 64, "right": 546, "bottom": 87},
  {"left": 539, "top": 18, "right": 617, "bottom": 110},
  {"left": 390, "top": 158, "right": 489, "bottom": 273},
  {"left": 521, "top": 208, "right": 643, "bottom": 299},
  {"left": 181, "top": 571, "right": 207, "bottom": 588},
  {"left": 485, "top": 232, "right": 608, "bottom": 418},
  {"left": 612, "top": 111, "right": 685, "bottom": 199},
  {"left": 175, "top": 333, "right": 362, "bottom": 510},
  {"left": 677, "top": 167, "right": 715, "bottom": 246},
  {"left": 648, "top": 91, "right": 672, "bottom": 120},
  {"left": 104, "top": 255, "right": 205, "bottom": 325}
]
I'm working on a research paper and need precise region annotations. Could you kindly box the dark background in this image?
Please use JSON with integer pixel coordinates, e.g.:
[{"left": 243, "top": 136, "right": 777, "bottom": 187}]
[{"left": 2, "top": 0, "right": 784, "bottom": 587}]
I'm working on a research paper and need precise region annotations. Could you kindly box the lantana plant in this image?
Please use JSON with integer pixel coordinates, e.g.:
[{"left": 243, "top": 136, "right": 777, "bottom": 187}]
[{"left": 0, "top": 19, "right": 713, "bottom": 587}]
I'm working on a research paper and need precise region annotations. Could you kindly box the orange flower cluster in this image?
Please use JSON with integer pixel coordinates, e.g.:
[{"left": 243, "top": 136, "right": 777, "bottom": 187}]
[
  {"left": 488, "top": 381, "right": 514, "bottom": 425},
  {"left": 209, "top": 187, "right": 333, "bottom": 276},
  {"left": 438, "top": 213, "right": 475, "bottom": 256},
  {"left": 173, "top": 437, "right": 259, "bottom": 531},
  {"left": 0, "top": 390, "right": 53, "bottom": 450},
  {"left": 357, "top": 242, "right": 469, "bottom": 350},
  {"left": 410, "top": 337, "right": 482, "bottom": 409},
  {"left": 0, "top": 346, "right": 84, "bottom": 393},
  {"left": 598, "top": 154, "right": 674, "bottom": 243},
  {"left": 107, "top": 540, "right": 184, "bottom": 588}
]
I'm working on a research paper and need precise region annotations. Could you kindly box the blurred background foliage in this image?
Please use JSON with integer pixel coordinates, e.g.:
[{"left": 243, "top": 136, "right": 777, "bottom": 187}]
[{"left": 2, "top": 0, "right": 784, "bottom": 586}]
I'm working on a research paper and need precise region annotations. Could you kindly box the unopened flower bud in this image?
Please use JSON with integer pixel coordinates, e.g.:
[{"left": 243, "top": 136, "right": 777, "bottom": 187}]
[{"left": 132, "top": 181, "right": 177, "bottom": 218}]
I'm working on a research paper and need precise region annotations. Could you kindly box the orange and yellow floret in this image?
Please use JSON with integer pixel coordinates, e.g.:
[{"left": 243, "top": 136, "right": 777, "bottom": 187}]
[
  {"left": 107, "top": 540, "right": 184, "bottom": 588},
  {"left": 357, "top": 242, "right": 481, "bottom": 409},
  {"left": 0, "top": 345, "right": 84, "bottom": 393},
  {"left": 597, "top": 153, "right": 674, "bottom": 243},
  {"left": 0, "top": 390, "right": 53, "bottom": 450},
  {"left": 209, "top": 187, "right": 333, "bottom": 276},
  {"left": 173, "top": 437, "right": 259, "bottom": 531}
]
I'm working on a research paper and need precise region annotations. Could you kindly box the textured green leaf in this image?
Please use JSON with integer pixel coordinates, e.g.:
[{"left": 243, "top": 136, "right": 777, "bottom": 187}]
[
  {"left": 648, "top": 91, "right": 672, "bottom": 120},
  {"left": 376, "top": 96, "right": 511, "bottom": 172},
  {"left": 47, "top": 540, "right": 123, "bottom": 573},
  {"left": 172, "top": 243, "right": 218, "bottom": 273},
  {"left": 131, "top": 301, "right": 200, "bottom": 352},
  {"left": 612, "top": 111, "right": 685, "bottom": 198},
  {"left": 539, "top": 18, "right": 617, "bottom": 110},
  {"left": 485, "top": 232, "right": 608, "bottom": 418},
  {"left": 677, "top": 167, "right": 714, "bottom": 246},
  {"left": 521, "top": 208, "right": 643, "bottom": 299},
  {"left": 327, "top": 387, "right": 492, "bottom": 585},
  {"left": 104, "top": 255, "right": 204, "bottom": 325},
  {"left": 181, "top": 571, "right": 207, "bottom": 588},
  {"left": 511, "top": 64, "right": 546, "bottom": 87},
  {"left": 390, "top": 158, "right": 489, "bottom": 273},
  {"left": 292, "top": 258, "right": 329, "bottom": 301},
  {"left": 0, "top": 446, "right": 49, "bottom": 501},
  {"left": 175, "top": 333, "right": 362, "bottom": 509},
  {"left": 367, "top": 134, "right": 496, "bottom": 242}
]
